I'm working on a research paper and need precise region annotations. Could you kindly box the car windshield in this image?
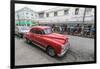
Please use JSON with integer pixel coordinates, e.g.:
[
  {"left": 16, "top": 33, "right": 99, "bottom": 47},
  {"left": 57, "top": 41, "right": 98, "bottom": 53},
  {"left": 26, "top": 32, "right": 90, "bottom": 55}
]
[{"left": 43, "top": 28, "right": 52, "bottom": 34}]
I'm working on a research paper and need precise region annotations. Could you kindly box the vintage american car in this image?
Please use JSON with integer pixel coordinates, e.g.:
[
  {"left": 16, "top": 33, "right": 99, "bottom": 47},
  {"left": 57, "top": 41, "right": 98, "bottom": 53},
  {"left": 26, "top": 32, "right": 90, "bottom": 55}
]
[
  {"left": 15, "top": 26, "right": 30, "bottom": 38},
  {"left": 24, "top": 26, "right": 70, "bottom": 57}
]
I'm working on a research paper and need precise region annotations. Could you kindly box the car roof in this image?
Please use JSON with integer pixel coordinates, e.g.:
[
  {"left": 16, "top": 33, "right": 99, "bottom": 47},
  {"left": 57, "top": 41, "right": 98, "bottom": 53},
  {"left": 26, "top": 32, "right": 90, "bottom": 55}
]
[
  {"left": 31, "top": 26, "right": 50, "bottom": 30},
  {"left": 16, "top": 26, "right": 29, "bottom": 28}
]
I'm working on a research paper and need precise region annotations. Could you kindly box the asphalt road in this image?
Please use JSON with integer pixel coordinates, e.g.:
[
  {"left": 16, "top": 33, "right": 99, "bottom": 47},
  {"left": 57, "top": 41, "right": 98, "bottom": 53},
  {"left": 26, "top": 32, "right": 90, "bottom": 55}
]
[{"left": 15, "top": 35, "right": 95, "bottom": 65}]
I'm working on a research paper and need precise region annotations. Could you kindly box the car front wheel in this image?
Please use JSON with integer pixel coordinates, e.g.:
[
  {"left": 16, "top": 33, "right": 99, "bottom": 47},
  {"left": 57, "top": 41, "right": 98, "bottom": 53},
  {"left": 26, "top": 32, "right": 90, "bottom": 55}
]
[{"left": 46, "top": 47, "right": 56, "bottom": 57}]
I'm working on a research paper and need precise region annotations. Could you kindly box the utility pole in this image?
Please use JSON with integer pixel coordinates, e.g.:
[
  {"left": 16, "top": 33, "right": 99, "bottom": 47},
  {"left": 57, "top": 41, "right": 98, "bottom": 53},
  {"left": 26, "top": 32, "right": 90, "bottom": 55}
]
[
  {"left": 82, "top": 8, "right": 86, "bottom": 36},
  {"left": 83, "top": 8, "right": 86, "bottom": 23}
]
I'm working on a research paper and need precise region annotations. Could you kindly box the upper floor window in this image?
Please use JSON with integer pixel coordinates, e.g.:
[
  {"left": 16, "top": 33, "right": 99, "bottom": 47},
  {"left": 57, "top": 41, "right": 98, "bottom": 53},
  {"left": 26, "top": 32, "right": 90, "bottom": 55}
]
[
  {"left": 35, "top": 15, "right": 37, "bottom": 17},
  {"left": 30, "top": 29, "right": 43, "bottom": 34},
  {"left": 75, "top": 8, "right": 79, "bottom": 15},
  {"left": 54, "top": 12, "right": 57, "bottom": 16},
  {"left": 39, "top": 12, "right": 44, "bottom": 18},
  {"left": 86, "top": 8, "right": 92, "bottom": 14},
  {"left": 46, "top": 13, "right": 49, "bottom": 17},
  {"left": 31, "top": 14, "right": 33, "bottom": 16},
  {"left": 64, "top": 9, "right": 69, "bottom": 15},
  {"left": 26, "top": 12, "right": 28, "bottom": 15}
]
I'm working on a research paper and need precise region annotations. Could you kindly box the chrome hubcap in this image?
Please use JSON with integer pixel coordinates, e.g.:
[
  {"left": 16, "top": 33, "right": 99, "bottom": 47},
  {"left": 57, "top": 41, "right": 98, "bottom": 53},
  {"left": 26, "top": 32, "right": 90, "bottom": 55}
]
[{"left": 48, "top": 48, "right": 55, "bottom": 56}]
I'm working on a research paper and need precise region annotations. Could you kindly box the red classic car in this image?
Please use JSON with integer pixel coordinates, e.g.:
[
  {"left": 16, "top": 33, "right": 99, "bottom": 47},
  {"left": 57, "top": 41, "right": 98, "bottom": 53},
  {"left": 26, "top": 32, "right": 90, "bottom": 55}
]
[{"left": 24, "top": 26, "right": 70, "bottom": 57}]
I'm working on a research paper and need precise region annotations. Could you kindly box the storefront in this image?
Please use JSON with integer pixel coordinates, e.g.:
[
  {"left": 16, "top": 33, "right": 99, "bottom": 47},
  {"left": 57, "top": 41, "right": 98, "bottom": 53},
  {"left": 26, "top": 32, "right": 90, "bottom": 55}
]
[
  {"left": 38, "top": 21, "right": 95, "bottom": 38},
  {"left": 15, "top": 21, "right": 38, "bottom": 26}
]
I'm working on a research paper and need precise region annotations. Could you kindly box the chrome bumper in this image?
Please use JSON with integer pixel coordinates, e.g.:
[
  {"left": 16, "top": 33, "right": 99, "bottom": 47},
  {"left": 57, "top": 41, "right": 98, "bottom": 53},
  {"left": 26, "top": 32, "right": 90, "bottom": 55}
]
[{"left": 57, "top": 42, "right": 70, "bottom": 57}]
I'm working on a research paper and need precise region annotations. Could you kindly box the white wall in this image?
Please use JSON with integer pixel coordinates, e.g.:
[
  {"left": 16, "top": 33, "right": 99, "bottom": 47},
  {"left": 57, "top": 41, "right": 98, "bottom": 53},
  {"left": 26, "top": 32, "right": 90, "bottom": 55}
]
[
  {"left": 15, "top": 7, "right": 94, "bottom": 24},
  {"left": 15, "top": 7, "right": 37, "bottom": 21},
  {"left": 37, "top": 7, "right": 94, "bottom": 24}
]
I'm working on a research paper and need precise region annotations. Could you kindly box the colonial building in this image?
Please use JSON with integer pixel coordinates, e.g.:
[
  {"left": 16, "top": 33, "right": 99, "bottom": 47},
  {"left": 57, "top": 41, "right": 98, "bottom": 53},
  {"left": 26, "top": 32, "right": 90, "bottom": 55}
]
[
  {"left": 15, "top": 7, "right": 94, "bottom": 28},
  {"left": 15, "top": 6, "right": 95, "bottom": 38},
  {"left": 15, "top": 7, "right": 38, "bottom": 26},
  {"left": 36, "top": 7, "right": 94, "bottom": 28}
]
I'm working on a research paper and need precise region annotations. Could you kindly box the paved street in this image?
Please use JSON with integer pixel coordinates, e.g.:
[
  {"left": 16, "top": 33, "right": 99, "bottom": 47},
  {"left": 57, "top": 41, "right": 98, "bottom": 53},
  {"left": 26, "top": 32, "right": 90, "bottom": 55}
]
[{"left": 15, "top": 35, "right": 95, "bottom": 65}]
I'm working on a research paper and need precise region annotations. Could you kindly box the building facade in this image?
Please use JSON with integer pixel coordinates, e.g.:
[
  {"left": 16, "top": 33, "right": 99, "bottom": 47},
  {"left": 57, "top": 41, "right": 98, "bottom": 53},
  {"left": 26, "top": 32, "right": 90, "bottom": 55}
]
[
  {"left": 15, "top": 7, "right": 94, "bottom": 27},
  {"left": 15, "top": 7, "right": 38, "bottom": 26},
  {"left": 15, "top": 6, "right": 95, "bottom": 38},
  {"left": 36, "top": 7, "right": 94, "bottom": 27},
  {"left": 36, "top": 7, "right": 95, "bottom": 37}
]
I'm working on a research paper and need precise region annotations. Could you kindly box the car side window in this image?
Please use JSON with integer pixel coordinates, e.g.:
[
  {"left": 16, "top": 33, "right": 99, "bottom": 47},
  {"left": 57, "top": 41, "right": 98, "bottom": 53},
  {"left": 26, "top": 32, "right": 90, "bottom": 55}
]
[
  {"left": 30, "top": 29, "right": 43, "bottom": 34},
  {"left": 35, "top": 30, "right": 43, "bottom": 34},
  {"left": 30, "top": 29, "right": 35, "bottom": 33}
]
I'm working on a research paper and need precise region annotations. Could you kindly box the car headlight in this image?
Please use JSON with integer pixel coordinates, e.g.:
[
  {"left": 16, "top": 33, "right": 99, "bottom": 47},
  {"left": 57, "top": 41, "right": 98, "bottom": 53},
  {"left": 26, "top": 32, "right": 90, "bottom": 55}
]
[
  {"left": 61, "top": 45, "right": 66, "bottom": 53},
  {"left": 61, "top": 45, "right": 65, "bottom": 50}
]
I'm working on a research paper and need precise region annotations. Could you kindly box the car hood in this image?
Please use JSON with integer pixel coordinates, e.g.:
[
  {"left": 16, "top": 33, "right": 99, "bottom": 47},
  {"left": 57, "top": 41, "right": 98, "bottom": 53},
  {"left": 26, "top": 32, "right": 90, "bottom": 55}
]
[{"left": 42, "top": 33, "right": 68, "bottom": 44}]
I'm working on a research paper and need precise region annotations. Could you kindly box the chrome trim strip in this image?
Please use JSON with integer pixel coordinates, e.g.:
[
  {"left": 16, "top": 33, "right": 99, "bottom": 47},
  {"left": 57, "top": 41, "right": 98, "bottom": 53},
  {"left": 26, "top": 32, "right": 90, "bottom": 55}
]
[{"left": 32, "top": 41, "right": 46, "bottom": 50}]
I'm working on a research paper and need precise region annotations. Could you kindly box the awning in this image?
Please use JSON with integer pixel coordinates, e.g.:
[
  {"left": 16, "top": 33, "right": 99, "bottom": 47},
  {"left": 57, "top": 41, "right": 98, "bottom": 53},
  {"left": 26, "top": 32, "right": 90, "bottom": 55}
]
[
  {"left": 16, "top": 21, "right": 33, "bottom": 24},
  {"left": 16, "top": 21, "right": 19, "bottom": 24},
  {"left": 16, "top": 21, "right": 38, "bottom": 25}
]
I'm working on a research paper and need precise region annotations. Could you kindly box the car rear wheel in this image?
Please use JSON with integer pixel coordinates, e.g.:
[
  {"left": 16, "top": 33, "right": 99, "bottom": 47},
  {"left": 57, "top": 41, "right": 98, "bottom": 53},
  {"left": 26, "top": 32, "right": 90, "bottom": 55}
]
[
  {"left": 25, "top": 38, "right": 31, "bottom": 44},
  {"left": 18, "top": 34, "right": 23, "bottom": 38},
  {"left": 46, "top": 47, "right": 56, "bottom": 57}
]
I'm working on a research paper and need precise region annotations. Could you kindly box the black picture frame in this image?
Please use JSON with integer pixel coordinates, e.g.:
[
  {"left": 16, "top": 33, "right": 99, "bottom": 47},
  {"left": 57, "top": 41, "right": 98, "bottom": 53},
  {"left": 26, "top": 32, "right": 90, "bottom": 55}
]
[{"left": 10, "top": 0, "right": 97, "bottom": 69}]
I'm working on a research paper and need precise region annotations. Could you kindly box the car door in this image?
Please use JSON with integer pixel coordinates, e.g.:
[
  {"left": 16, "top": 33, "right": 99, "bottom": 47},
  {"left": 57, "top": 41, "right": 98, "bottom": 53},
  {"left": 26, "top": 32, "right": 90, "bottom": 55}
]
[
  {"left": 29, "top": 29, "right": 43, "bottom": 45},
  {"left": 35, "top": 30, "right": 46, "bottom": 46},
  {"left": 29, "top": 29, "right": 36, "bottom": 42}
]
